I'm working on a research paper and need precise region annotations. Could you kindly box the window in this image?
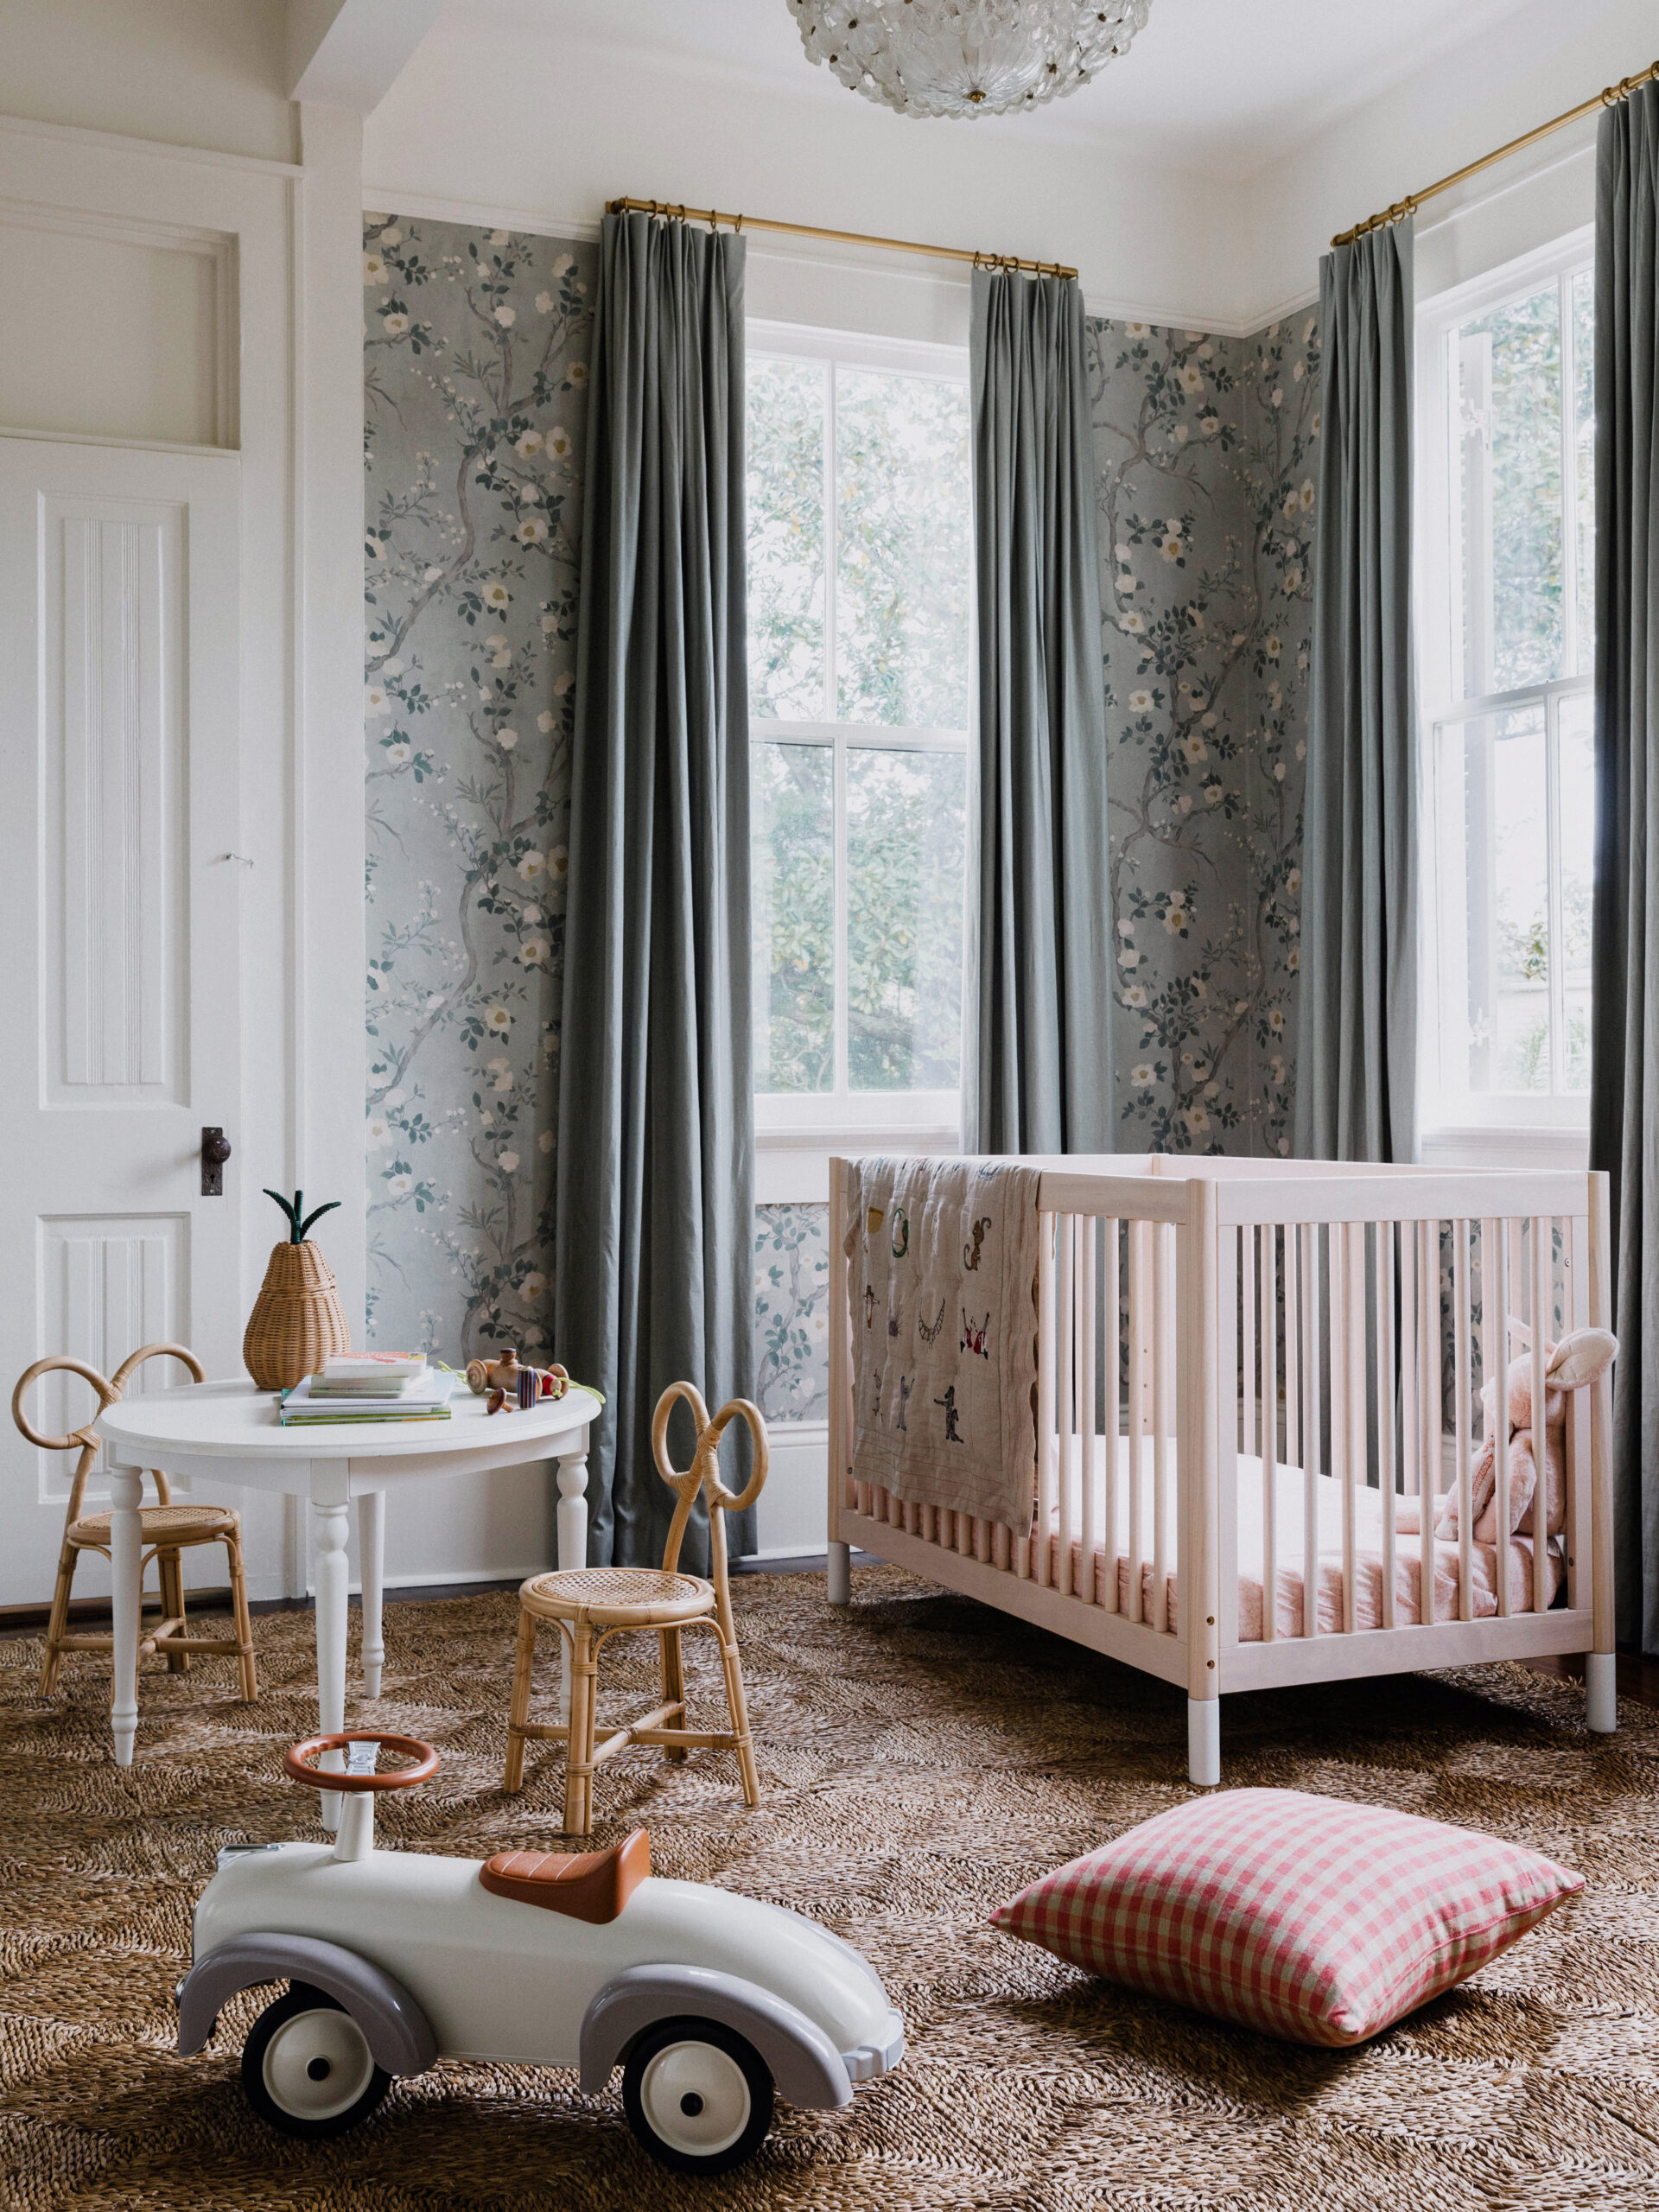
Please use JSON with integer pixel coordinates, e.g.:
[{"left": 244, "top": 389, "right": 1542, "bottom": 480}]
[
  {"left": 1417, "top": 229, "right": 1595, "bottom": 1135},
  {"left": 746, "top": 324, "right": 973, "bottom": 1152}
]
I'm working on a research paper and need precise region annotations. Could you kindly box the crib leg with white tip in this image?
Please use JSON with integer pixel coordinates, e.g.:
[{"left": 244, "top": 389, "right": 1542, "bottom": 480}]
[
  {"left": 827, "top": 1540, "right": 851, "bottom": 1606},
  {"left": 1586, "top": 1652, "right": 1618, "bottom": 1733},
  {"left": 1187, "top": 1697, "right": 1221, "bottom": 1787}
]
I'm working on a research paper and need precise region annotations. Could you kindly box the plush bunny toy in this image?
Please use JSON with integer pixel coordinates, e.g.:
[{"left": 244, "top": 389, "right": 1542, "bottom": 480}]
[
  {"left": 464, "top": 1347, "right": 569, "bottom": 1415},
  {"left": 1429, "top": 1327, "right": 1616, "bottom": 1543}
]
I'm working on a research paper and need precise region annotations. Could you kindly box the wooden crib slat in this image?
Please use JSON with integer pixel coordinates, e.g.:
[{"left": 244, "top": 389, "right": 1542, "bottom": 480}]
[
  {"left": 1345, "top": 1224, "right": 1365, "bottom": 1637},
  {"left": 1081, "top": 1214, "right": 1099, "bottom": 1605},
  {"left": 1408, "top": 1224, "right": 1421, "bottom": 1589},
  {"left": 1285, "top": 1222, "right": 1301, "bottom": 1467},
  {"left": 1128, "top": 1219, "right": 1147, "bottom": 1624},
  {"left": 1531, "top": 1217, "right": 1551, "bottom": 1615},
  {"left": 1453, "top": 1218, "right": 1473, "bottom": 1624},
  {"left": 1566, "top": 1212, "right": 1589, "bottom": 1614},
  {"left": 1260, "top": 1220, "right": 1278, "bottom": 1644},
  {"left": 1328, "top": 1224, "right": 1347, "bottom": 1636},
  {"left": 1483, "top": 1218, "right": 1507, "bottom": 1618},
  {"left": 1419, "top": 1218, "right": 1436, "bottom": 1627},
  {"left": 1032, "top": 1211, "right": 1055, "bottom": 1584},
  {"left": 1301, "top": 1224, "right": 1319, "bottom": 1639},
  {"left": 1242, "top": 1221, "right": 1256, "bottom": 1463},
  {"left": 1152, "top": 1220, "right": 1171, "bottom": 1633},
  {"left": 1493, "top": 1217, "right": 1511, "bottom": 1605},
  {"left": 1377, "top": 1221, "right": 1397, "bottom": 1630},
  {"left": 1057, "top": 1214, "right": 1075, "bottom": 1598},
  {"left": 1104, "top": 1218, "right": 1121, "bottom": 1614}
]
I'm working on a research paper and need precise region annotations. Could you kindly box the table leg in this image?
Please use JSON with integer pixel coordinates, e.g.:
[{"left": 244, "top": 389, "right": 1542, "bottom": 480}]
[
  {"left": 556, "top": 1441, "right": 588, "bottom": 1725},
  {"left": 311, "top": 1469, "right": 351, "bottom": 1832},
  {"left": 108, "top": 1466, "right": 143, "bottom": 1767},
  {"left": 358, "top": 1489, "right": 385, "bottom": 1699}
]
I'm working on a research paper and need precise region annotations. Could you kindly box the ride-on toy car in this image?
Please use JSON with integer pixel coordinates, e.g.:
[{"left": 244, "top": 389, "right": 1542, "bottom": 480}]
[{"left": 176, "top": 1732, "right": 903, "bottom": 2175}]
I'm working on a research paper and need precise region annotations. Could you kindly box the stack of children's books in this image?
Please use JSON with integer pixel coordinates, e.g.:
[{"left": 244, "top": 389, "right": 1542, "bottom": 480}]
[{"left": 278, "top": 1352, "right": 455, "bottom": 1427}]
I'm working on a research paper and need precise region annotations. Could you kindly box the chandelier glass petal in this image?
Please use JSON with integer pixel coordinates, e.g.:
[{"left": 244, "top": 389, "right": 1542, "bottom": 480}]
[{"left": 785, "top": 0, "right": 1154, "bottom": 122}]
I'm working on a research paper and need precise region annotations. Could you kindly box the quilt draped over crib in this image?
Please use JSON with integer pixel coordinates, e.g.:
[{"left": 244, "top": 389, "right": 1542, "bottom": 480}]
[{"left": 842, "top": 1157, "right": 1041, "bottom": 1534}]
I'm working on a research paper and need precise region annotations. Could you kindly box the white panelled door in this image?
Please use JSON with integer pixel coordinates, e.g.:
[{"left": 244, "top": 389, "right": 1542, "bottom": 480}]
[{"left": 0, "top": 438, "right": 243, "bottom": 1606}]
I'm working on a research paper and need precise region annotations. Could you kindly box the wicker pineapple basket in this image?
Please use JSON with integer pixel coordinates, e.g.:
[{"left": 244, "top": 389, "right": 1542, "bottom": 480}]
[{"left": 243, "top": 1239, "right": 351, "bottom": 1390}]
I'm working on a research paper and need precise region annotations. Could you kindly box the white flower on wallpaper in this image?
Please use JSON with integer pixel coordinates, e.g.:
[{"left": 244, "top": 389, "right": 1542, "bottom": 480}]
[{"left": 362, "top": 215, "right": 593, "bottom": 1359}]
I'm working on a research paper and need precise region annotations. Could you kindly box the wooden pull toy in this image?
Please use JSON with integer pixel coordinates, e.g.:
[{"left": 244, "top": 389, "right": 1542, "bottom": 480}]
[{"left": 464, "top": 1346, "right": 569, "bottom": 1414}]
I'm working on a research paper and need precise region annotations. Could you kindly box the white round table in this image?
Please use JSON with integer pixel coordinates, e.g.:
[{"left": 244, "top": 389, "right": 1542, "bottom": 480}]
[{"left": 97, "top": 1377, "right": 597, "bottom": 1800}]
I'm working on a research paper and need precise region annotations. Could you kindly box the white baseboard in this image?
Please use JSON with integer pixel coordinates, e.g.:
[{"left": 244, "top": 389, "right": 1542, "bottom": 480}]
[{"left": 755, "top": 1420, "right": 830, "bottom": 1557}]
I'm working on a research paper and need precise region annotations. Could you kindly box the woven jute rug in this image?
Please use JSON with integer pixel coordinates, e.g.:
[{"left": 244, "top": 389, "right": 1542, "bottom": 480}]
[{"left": 3, "top": 1567, "right": 1657, "bottom": 2211}]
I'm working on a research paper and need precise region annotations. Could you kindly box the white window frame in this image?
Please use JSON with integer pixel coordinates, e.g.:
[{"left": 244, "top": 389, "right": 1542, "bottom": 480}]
[
  {"left": 747, "top": 319, "right": 974, "bottom": 1200},
  {"left": 1414, "top": 226, "right": 1594, "bottom": 1160}
]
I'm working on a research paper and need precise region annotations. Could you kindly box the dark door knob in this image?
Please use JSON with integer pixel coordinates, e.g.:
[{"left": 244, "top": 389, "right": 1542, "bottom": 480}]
[{"left": 201, "top": 1127, "right": 232, "bottom": 1196}]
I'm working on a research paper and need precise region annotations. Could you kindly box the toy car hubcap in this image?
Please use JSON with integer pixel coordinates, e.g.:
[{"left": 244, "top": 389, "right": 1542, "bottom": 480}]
[
  {"left": 639, "top": 2040, "right": 752, "bottom": 2156},
  {"left": 262, "top": 2006, "right": 377, "bottom": 2121}
]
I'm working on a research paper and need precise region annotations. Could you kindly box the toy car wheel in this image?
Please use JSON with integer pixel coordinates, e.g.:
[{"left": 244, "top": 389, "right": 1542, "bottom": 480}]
[
  {"left": 621, "top": 2015, "right": 774, "bottom": 2175},
  {"left": 242, "top": 1984, "right": 391, "bottom": 2139}
]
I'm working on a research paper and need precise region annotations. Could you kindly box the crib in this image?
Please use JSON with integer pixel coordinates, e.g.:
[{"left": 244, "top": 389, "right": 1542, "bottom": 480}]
[{"left": 826, "top": 1155, "right": 1617, "bottom": 1784}]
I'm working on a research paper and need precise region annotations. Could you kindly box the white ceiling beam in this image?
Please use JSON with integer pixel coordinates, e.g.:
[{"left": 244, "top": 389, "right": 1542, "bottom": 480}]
[{"left": 288, "top": 0, "right": 448, "bottom": 113}]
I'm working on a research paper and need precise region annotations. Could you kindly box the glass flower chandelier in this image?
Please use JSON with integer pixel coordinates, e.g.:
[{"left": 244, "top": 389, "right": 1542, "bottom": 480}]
[{"left": 785, "top": 0, "right": 1154, "bottom": 121}]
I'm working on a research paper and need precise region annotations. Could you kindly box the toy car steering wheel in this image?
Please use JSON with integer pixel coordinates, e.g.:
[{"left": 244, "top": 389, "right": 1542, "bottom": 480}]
[{"left": 283, "top": 1732, "right": 440, "bottom": 1793}]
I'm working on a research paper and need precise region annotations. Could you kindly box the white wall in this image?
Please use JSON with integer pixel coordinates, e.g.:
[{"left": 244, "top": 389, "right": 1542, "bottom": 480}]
[
  {"left": 1247, "top": 0, "right": 1651, "bottom": 322},
  {"left": 0, "top": 0, "right": 297, "bottom": 165},
  {"left": 365, "top": 0, "right": 1657, "bottom": 336},
  {"left": 361, "top": 7, "right": 1249, "bottom": 333}
]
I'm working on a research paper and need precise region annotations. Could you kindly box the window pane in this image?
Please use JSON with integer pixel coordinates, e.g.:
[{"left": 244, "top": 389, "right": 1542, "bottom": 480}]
[
  {"left": 846, "top": 747, "right": 966, "bottom": 1090},
  {"left": 752, "top": 742, "right": 833, "bottom": 1092},
  {"left": 1440, "top": 705, "right": 1551, "bottom": 1093},
  {"left": 1559, "top": 691, "right": 1594, "bottom": 1091},
  {"left": 1457, "top": 284, "right": 1564, "bottom": 694},
  {"left": 1571, "top": 266, "right": 1595, "bottom": 678},
  {"left": 1491, "top": 709, "right": 1552, "bottom": 1089},
  {"left": 835, "top": 369, "right": 971, "bottom": 728},
  {"left": 747, "top": 358, "right": 826, "bottom": 721}
]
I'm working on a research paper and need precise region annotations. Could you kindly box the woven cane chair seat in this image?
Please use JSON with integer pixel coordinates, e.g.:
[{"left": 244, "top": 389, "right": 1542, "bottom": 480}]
[
  {"left": 521, "top": 1566, "right": 715, "bottom": 1628},
  {"left": 69, "top": 1503, "right": 240, "bottom": 1550}
]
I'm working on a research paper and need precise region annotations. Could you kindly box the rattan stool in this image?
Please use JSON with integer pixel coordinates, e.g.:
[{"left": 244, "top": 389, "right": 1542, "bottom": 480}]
[
  {"left": 13, "top": 1344, "right": 257, "bottom": 1700},
  {"left": 502, "top": 1382, "right": 767, "bottom": 1834}
]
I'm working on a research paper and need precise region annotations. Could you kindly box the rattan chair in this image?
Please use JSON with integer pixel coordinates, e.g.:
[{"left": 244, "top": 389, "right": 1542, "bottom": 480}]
[
  {"left": 12, "top": 1343, "right": 257, "bottom": 1700},
  {"left": 502, "top": 1382, "right": 767, "bottom": 1835}
]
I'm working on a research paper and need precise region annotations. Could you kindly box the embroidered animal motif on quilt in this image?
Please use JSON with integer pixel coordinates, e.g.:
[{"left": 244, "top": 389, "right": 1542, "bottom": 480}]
[{"left": 843, "top": 1157, "right": 1042, "bottom": 1534}]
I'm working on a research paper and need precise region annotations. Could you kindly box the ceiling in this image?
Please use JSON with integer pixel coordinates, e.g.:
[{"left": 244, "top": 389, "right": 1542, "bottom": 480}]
[{"left": 454, "top": 0, "right": 1545, "bottom": 177}]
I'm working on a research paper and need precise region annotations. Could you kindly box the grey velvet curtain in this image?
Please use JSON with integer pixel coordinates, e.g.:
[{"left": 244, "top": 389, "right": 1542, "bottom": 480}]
[
  {"left": 555, "top": 211, "right": 755, "bottom": 1569},
  {"left": 1590, "top": 79, "right": 1659, "bottom": 1653},
  {"left": 1295, "top": 222, "right": 1418, "bottom": 1164},
  {"left": 967, "top": 268, "right": 1112, "bottom": 1154}
]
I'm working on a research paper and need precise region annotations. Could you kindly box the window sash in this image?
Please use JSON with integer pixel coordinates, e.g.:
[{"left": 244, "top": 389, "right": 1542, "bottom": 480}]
[
  {"left": 1415, "top": 229, "right": 1595, "bottom": 1139},
  {"left": 747, "top": 326, "right": 971, "bottom": 1139},
  {"left": 1427, "top": 673, "right": 1591, "bottom": 1128}
]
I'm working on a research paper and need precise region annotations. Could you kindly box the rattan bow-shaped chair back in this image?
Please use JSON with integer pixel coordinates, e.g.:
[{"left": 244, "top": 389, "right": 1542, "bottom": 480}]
[
  {"left": 502, "top": 1381, "right": 768, "bottom": 1834},
  {"left": 12, "top": 1343, "right": 257, "bottom": 1700}
]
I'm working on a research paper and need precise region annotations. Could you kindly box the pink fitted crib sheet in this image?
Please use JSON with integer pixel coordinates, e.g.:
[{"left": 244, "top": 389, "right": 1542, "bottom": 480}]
[{"left": 1040, "top": 1438, "right": 1562, "bottom": 1640}]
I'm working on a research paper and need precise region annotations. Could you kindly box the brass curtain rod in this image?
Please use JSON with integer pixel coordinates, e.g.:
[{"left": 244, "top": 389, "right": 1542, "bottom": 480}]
[
  {"left": 1333, "top": 57, "right": 1659, "bottom": 248},
  {"left": 607, "top": 196, "right": 1077, "bottom": 281}
]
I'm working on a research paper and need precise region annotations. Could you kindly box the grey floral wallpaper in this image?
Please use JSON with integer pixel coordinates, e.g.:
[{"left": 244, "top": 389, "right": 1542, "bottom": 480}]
[
  {"left": 362, "top": 215, "right": 593, "bottom": 1360},
  {"left": 753, "top": 1205, "right": 831, "bottom": 1422},
  {"left": 360, "top": 219, "right": 1319, "bottom": 1421},
  {"left": 1094, "top": 310, "right": 1320, "bottom": 1158}
]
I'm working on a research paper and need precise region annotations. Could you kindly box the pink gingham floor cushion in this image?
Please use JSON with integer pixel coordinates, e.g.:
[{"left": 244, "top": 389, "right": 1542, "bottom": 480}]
[{"left": 990, "top": 1788, "right": 1582, "bottom": 2047}]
